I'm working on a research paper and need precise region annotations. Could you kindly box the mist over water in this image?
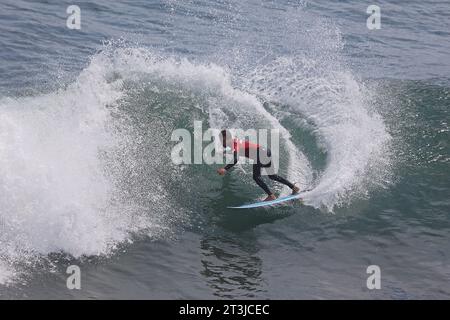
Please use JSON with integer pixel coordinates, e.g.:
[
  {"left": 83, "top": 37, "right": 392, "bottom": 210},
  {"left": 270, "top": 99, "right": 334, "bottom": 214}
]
[{"left": 0, "top": 0, "right": 449, "bottom": 298}]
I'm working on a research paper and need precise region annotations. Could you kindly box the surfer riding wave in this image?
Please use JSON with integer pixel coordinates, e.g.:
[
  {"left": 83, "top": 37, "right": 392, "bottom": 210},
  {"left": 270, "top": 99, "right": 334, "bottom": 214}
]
[{"left": 217, "top": 130, "right": 300, "bottom": 201}]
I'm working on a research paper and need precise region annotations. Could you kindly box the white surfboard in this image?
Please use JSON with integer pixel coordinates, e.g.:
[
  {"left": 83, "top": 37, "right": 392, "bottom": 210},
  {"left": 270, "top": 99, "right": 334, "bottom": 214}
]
[{"left": 227, "top": 193, "right": 303, "bottom": 209}]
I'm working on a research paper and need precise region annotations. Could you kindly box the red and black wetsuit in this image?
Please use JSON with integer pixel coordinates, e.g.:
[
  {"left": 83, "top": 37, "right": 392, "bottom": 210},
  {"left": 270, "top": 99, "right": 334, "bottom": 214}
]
[{"left": 224, "top": 139, "right": 295, "bottom": 195}]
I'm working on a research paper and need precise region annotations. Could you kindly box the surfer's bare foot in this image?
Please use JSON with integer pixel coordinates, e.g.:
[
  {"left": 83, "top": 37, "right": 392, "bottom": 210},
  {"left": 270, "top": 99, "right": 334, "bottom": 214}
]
[
  {"left": 264, "top": 194, "right": 277, "bottom": 201},
  {"left": 291, "top": 185, "right": 300, "bottom": 194}
]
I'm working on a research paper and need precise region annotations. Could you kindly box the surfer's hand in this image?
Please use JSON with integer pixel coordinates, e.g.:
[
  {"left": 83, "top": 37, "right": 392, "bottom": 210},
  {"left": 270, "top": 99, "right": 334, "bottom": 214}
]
[{"left": 217, "top": 168, "right": 226, "bottom": 176}]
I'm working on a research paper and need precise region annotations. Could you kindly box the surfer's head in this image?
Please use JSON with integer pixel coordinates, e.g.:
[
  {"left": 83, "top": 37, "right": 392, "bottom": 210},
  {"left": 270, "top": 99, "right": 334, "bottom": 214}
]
[{"left": 219, "top": 129, "right": 233, "bottom": 148}]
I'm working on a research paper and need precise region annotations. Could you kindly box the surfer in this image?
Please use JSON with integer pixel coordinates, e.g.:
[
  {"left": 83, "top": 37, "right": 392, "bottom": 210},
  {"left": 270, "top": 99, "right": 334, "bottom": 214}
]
[{"left": 217, "top": 129, "right": 300, "bottom": 201}]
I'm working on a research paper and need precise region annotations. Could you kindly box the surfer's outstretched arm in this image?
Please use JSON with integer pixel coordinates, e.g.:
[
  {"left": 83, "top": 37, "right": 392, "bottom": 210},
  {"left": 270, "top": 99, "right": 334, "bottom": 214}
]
[
  {"left": 217, "top": 151, "right": 237, "bottom": 175},
  {"left": 224, "top": 151, "right": 238, "bottom": 171}
]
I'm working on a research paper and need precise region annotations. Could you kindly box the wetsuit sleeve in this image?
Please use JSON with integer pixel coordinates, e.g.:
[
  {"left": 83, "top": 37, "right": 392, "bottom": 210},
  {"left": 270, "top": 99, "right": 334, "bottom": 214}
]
[{"left": 224, "top": 150, "right": 238, "bottom": 171}]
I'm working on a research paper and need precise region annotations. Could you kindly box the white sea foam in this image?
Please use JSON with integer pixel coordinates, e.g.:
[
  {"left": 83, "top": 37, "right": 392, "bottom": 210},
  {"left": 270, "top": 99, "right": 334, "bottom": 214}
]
[
  {"left": 0, "top": 50, "right": 169, "bottom": 281},
  {"left": 245, "top": 56, "right": 392, "bottom": 210}
]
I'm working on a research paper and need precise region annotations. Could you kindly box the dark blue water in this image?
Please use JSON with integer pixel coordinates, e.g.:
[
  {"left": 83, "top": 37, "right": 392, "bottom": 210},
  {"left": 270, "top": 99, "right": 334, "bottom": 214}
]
[{"left": 0, "top": 0, "right": 449, "bottom": 299}]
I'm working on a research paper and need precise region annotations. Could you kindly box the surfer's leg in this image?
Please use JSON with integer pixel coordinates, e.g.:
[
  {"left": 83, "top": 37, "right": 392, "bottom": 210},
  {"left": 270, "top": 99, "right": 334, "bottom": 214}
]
[
  {"left": 252, "top": 164, "right": 272, "bottom": 195},
  {"left": 268, "top": 174, "right": 295, "bottom": 189},
  {"left": 257, "top": 147, "right": 299, "bottom": 195}
]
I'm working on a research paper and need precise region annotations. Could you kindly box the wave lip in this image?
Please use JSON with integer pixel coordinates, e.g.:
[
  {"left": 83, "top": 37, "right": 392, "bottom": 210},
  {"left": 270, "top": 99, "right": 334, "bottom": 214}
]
[{"left": 245, "top": 56, "right": 393, "bottom": 211}]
